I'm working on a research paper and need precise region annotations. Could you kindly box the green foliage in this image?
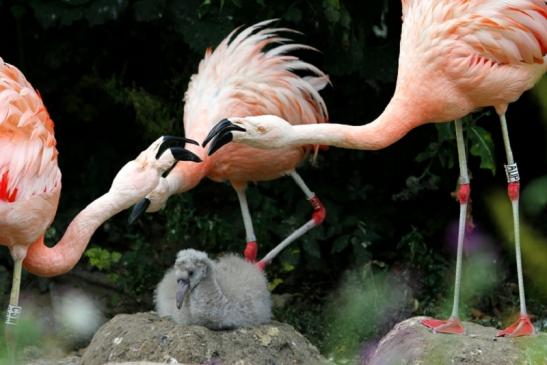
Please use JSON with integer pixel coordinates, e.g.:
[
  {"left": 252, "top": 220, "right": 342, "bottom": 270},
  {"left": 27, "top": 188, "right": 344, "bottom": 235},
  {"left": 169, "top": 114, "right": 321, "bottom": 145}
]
[
  {"left": 324, "top": 262, "right": 412, "bottom": 360},
  {"left": 397, "top": 227, "right": 446, "bottom": 294},
  {"left": 102, "top": 76, "right": 178, "bottom": 139},
  {"left": 0, "top": 317, "right": 43, "bottom": 364},
  {"left": 466, "top": 115, "right": 496, "bottom": 175},
  {"left": 85, "top": 247, "right": 122, "bottom": 271},
  {"left": 396, "top": 111, "right": 495, "bottom": 201}
]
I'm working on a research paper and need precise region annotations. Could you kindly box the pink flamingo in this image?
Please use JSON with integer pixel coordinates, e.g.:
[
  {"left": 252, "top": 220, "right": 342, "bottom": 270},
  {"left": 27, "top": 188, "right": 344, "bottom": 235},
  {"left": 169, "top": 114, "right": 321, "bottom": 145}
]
[
  {"left": 0, "top": 58, "right": 201, "bottom": 328},
  {"left": 129, "top": 20, "right": 328, "bottom": 270},
  {"left": 204, "top": 1, "right": 547, "bottom": 336}
]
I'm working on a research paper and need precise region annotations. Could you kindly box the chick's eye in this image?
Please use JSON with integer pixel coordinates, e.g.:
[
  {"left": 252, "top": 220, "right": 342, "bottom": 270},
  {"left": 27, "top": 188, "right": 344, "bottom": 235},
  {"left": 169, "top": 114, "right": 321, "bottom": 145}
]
[{"left": 189, "top": 270, "right": 194, "bottom": 277}]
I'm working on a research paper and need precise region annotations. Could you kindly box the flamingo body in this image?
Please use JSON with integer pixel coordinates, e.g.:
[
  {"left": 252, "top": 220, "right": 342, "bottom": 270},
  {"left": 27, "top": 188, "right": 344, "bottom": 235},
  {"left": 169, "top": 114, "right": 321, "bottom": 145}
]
[
  {"left": 0, "top": 59, "right": 61, "bottom": 261},
  {"left": 150, "top": 20, "right": 328, "bottom": 203},
  {"left": 398, "top": 0, "right": 546, "bottom": 120},
  {"left": 138, "top": 21, "right": 329, "bottom": 266}
]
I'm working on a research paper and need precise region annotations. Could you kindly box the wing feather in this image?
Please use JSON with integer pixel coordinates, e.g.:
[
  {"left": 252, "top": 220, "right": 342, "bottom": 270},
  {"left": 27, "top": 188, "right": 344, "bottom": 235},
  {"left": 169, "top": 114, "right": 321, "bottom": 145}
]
[
  {"left": 405, "top": 0, "right": 547, "bottom": 65},
  {"left": 0, "top": 59, "right": 61, "bottom": 201},
  {"left": 183, "top": 20, "right": 329, "bottom": 139}
]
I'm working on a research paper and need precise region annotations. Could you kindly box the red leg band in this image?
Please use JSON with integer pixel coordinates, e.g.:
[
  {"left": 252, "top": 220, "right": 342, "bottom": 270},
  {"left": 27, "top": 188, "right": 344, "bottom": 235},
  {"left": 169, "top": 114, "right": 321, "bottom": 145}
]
[
  {"left": 244, "top": 241, "right": 258, "bottom": 263},
  {"left": 255, "top": 260, "right": 267, "bottom": 271},
  {"left": 309, "top": 195, "right": 326, "bottom": 225},
  {"left": 508, "top": 182, "right": 520, "bottom": 201},
  {"left": 457, "top": 183, "right": 471, "bottom": 204}
]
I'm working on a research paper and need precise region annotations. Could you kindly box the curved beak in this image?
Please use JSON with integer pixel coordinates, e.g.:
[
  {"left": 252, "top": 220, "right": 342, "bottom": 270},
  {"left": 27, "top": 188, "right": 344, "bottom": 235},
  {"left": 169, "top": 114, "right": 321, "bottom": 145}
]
[
  {"left": 176, "top": 279, "right": 190, "bottom": 309},
  {"left": 128, "top": 198, "right": 151, "bottom": 225},
  {"left": 156, "top": 135, "right": 202, "bottom": 163},
  {"left": 156, "top": 136, "right": 199, "bottom": 159},
  {"left": 202, "top": 119, "right": 246, "bottom": 155},
  {"left": 127, "top": 137, "right": 202, "bottom": 226}
]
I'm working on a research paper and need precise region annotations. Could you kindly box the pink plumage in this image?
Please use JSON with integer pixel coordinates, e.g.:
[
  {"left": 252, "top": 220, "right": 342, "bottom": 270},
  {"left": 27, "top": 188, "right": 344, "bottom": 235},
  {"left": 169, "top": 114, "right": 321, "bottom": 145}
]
[
  {"left": 0, "top": 60, "right": 61, "bottom": 204},
  {"left": 139, "top": 20, "right": 329, "bottom": 266},
  {"left": 0, "top": 59, "right": 61, "bottom": 258}
]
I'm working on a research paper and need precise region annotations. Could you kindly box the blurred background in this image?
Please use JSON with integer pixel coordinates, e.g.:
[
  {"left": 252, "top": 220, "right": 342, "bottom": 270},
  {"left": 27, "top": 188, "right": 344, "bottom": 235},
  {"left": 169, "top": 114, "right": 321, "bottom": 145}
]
[{"left": 0, "top": 0, "right": 546, "bottom": 362}]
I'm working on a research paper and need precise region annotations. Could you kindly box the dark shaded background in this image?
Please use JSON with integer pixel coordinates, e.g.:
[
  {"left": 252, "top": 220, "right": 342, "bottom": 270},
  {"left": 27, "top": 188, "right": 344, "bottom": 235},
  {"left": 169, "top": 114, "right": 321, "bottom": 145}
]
[{"left": 1, "top": 0, "right": 546, "bottom": 357}]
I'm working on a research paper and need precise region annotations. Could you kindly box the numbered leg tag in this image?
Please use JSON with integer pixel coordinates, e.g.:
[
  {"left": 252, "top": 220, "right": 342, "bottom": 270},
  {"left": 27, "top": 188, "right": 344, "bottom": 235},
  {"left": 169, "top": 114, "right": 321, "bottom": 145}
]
[
  {"left": 505, "top": 163, "right": 520, "bottom": 183},
  {"left": 5, "top": 305, "right": 22, "bottom": 326}
]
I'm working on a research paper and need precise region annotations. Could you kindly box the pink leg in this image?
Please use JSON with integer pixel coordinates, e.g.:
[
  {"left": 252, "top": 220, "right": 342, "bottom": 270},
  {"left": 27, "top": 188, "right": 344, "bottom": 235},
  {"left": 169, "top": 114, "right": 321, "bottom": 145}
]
[
  {"left": 234, "top": 186, "right": 259, "bottom": 262},
  {"left": 422, "top": 119, "right": 468, "bottom": 335},
  {"left": 255, "top": 171, "right": 325, "bottom": 270},
  {"left": 421, "top": 184, "right": 468, "bottom": 335},
  {"left": 496, "top": 114, "right": 534, "bottom": 337}
]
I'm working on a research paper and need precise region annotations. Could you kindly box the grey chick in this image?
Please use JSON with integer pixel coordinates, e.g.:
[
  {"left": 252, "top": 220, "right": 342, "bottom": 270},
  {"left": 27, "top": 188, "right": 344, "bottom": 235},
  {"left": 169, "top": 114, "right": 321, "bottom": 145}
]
[{"left": 155, "top": 249, "right": 271, "bottom": 329}]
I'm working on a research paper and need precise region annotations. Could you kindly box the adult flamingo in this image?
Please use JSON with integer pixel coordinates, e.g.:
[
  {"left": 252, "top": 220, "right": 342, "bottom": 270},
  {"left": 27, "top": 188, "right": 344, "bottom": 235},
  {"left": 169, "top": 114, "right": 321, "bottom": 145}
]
[
  {"left": 129, "top": 20, "right": 328, "bottom": 269},
  {"left": 0, "top": 58, "right": 201, "bottom": 327},
  {"left": 204, "top": 1, "right": 547, "bottom": 336}
]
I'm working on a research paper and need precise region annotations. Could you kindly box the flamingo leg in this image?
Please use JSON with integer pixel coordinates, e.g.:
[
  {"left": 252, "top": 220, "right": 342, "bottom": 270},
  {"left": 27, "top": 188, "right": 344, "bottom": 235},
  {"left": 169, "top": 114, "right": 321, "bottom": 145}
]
[
  {"left": 4, "top": 258, "right": 23, "bottom": 361},
  {"left": 5, "top": 258, "right": 23, "bottom": 327},
  {"left": 234, "top": 185, "right": 258, "bottom": 262},
  {"left": 422, "top": 119, "right": 469, "bottom": 335},
  {"left": 256, "top": 171, "right": 325, "bottom": 270},
  {"left": 496, "top": 113, "right": 535, "bottom": 337}
]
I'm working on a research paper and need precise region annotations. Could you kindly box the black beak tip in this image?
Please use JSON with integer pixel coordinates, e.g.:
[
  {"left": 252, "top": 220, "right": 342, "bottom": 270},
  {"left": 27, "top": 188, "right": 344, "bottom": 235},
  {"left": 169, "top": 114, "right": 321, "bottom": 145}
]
[
  {"left": 171, "top": 148, "right": 202, "bottom": 163},
  {"left": 128, "top": 198, "right": 151, "bottom": 225},
  {"left": 202, "top": 118, "right": 235, "bottom": 147},
  {"left": 207, "top": 132, "right": 234, "bottom": 156},
  {"left": 156, "top": 136, "right": 199, "bottom": 159}
]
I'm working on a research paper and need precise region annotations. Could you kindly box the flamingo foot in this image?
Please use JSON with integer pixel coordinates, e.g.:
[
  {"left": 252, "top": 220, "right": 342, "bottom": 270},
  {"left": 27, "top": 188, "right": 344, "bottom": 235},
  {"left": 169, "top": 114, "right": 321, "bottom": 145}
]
[
  {"left": 421, "top": 317, "right": 465, "bottom": 334},
  {"left": 244, "top": 241, "right": 258, "bottom": 262},
  {"left": 497, "top": 314, "right": 535, "bottom": 337}
]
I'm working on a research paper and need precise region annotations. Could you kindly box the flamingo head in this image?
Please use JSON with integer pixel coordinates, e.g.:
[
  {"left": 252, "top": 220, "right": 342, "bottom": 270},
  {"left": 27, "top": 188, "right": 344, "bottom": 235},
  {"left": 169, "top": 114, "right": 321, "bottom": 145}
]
[
  {"left": 202, "top": 115, "right": 293, "bottom": 155},
  {"left": 110, "top": 136, "right": 201, "bottom": 213},
  {"left": 174, "top": 249, "right": 211, "bottom": 309}
]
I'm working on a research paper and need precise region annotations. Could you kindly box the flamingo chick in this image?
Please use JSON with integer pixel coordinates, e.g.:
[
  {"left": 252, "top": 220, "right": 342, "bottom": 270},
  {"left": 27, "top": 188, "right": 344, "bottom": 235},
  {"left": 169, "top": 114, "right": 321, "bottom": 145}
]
[
  {"left": 155, "top": 249, "right": 271, "bottom": 329},
  {"left": 0, "top": 58, "right": 201, "bottom": 330},
  {"left": 204, "top": 1, "right": 547, "bottom": 337},
  {"left": 128, "top": 20, "right": 328, "bottom": 270}
]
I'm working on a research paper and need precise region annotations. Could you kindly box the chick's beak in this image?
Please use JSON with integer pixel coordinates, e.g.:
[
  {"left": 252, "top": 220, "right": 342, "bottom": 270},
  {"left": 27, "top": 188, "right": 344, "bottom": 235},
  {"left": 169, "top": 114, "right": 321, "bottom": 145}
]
[{"left": 176, "top": 279, "right": 189, "bottom": 309}]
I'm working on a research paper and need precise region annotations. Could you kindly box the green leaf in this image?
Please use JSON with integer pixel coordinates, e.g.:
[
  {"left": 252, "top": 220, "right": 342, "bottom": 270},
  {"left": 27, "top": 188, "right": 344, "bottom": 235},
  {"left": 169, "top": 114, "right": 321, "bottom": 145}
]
[
  {"left": 468, "top": 124, "right": 496, "bottom": 174},
  {"left": 268, "top": 277, "right": 284, "bottom": 291},
  {"left": 85, "top": 247, "right": 122, "bottom": 271}
]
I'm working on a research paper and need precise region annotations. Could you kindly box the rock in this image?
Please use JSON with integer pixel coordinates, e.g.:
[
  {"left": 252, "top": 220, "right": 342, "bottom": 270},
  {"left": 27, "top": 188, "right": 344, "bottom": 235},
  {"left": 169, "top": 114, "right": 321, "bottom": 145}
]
[
  {"left": 20, "top": 346, "right": 82, "bottom": 365},
  {"left": 367, "top": 316, "right": 547, "bottom": 365},
  {"left": 81, "top": 312, "right": 328, "bottom": 365}
]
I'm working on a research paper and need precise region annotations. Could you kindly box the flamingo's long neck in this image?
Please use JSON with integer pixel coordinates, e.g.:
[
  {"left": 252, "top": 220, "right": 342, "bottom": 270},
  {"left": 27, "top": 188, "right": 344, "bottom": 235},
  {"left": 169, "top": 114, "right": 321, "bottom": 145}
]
[
  {"left": 23, "top": 190, "right": 134, "bottom": 277},
  {"left": 289, "top": 95, "right": 429, "bottom": 150}
]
